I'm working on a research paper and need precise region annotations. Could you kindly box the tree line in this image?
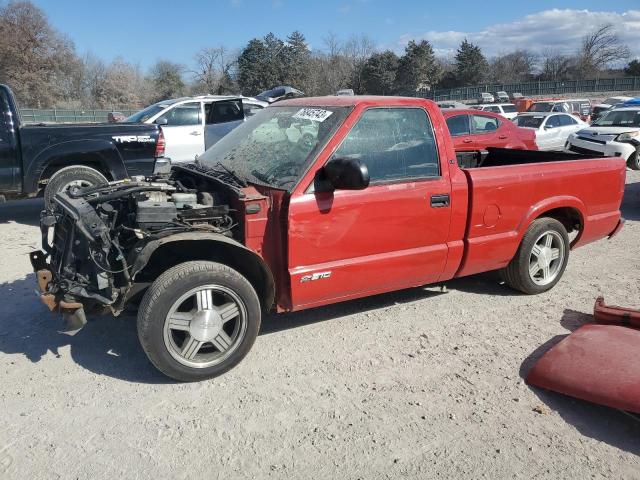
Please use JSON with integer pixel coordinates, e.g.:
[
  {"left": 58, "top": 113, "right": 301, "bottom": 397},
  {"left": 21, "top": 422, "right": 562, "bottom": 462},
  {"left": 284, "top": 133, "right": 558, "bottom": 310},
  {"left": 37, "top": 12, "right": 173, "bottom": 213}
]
[{"left": 0, "top": 1, "right": 637, "bottom": 109}]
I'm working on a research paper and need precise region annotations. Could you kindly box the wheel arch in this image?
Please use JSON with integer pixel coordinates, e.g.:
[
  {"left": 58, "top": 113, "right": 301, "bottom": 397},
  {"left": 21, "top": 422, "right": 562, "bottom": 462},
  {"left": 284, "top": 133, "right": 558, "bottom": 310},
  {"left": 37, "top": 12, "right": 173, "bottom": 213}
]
[
  {"left": 25, "top": 140, "right": 128, "bottom": 193},
  {"left": 518, "top": 196, "right": 586, "bottom": 248},
  {"left": 130, "top": 233, "right": 276, "bottom": 312}
]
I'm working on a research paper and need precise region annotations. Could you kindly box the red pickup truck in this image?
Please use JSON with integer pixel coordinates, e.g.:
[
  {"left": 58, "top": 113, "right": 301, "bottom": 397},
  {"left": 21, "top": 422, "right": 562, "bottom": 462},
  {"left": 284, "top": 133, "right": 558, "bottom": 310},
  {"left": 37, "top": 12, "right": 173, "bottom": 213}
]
[{"left": 30, "top": 96, "right": 626, "bottom": 381}]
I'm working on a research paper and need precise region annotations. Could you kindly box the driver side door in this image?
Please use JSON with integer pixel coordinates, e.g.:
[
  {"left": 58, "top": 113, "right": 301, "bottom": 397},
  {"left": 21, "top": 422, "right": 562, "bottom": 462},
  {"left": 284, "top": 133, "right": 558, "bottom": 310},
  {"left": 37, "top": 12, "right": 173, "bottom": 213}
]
[{"left": 287, "top": 106, "right": 452, "bottom": 310}]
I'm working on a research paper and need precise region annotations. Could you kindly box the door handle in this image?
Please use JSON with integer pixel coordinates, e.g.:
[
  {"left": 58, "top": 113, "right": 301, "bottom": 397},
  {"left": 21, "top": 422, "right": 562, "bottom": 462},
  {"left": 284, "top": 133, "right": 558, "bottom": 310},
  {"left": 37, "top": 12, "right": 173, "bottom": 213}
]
[
  {"left": 498, "top": 134, "right": 507, "bottom": 139},
  {"left": 462, "top": 138, "right": 473, "bottom": 143},
  {"left": 430, "top": 194, "right": 450, "bottom": 208},
  {"left": 190, "top": 131, "right": 202, "bottom": 136}
]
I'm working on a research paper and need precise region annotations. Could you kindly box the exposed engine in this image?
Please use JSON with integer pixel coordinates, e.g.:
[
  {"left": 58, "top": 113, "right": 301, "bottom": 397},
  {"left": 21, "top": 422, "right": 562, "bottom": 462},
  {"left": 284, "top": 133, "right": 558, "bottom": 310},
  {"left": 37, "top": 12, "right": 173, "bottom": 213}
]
[{"left": 34, "top": 165, "right": 244, "bottom": 319}]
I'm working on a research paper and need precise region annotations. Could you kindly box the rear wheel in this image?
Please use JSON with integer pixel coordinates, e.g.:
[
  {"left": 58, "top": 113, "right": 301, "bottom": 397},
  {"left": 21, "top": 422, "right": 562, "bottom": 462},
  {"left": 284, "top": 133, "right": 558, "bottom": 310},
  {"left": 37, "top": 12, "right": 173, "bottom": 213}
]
[
  {"left": 44, "top": 165, "right": 108, "bottom": 209},
  {"left": 626, "top": 146, "right": 640, "bottom": 170},
  {"left": 501, "top": 218, "right": 570, "bottom": 294},
  {"left": 137, "top": 261, "right": 261, "bottom": 382}
]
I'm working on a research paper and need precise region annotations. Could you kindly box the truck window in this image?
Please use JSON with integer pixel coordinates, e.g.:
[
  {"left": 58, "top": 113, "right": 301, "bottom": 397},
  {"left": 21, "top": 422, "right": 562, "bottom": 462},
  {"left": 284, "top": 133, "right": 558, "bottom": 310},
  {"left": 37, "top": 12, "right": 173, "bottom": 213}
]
[
  {"left": 446, "top": 115, "right": 471, "bottom": 136},
  {"left": 332, "top": 108, "right": 440, "bottom": 182},
  {"left": 156, "top": 102, "right": 201, "bottom": 126},
  {"left": 207, "top": 100, "right": 244, "bottom": 124},
  {"left": 471, "top": 115, "right": 500, "bottom": 133}
]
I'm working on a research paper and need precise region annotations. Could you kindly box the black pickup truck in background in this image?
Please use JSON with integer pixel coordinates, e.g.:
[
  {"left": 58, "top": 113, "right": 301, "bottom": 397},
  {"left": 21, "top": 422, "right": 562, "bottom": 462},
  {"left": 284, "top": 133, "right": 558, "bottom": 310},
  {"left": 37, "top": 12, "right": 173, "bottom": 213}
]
[{"left": 0, "top": 84, "right": 169, "bottom": 207}]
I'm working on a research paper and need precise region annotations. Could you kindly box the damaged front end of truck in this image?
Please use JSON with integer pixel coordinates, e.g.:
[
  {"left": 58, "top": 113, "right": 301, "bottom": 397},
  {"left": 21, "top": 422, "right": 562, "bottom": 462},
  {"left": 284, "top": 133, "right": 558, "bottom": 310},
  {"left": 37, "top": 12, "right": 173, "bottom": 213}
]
[{"left": 30, "top": 163, "right": 276, "bottom": 332}]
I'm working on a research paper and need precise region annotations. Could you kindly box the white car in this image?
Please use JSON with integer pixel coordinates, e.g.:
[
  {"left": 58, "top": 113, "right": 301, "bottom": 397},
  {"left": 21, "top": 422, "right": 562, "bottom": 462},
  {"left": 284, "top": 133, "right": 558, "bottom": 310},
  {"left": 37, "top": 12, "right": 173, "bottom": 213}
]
[
  {"left": 472, "top": 103, "right": 518, "bottom": 120},
  {"left": 566, "top": 107, "right": 640, "bottom": 170},
  {"left": 478, "top": 92, "right": 495, "bottom": 103},
  {"left": 124, "top": 95, "right": 268, "bottom": 163},
  {"left": 514, "top": 112, "right": 587, "bottom": 151}
]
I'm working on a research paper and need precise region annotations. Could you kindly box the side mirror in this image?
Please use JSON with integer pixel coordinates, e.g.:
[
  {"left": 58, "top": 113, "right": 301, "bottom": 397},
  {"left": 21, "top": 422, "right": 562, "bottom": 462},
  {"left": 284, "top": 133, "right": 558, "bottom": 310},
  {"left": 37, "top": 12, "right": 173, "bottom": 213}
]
[
  {"left": 544, "top": 124, "right": 555, "bottom": 130},
  {"left": 155, "top": 117, "right": 168, "bottom": 126},
  {"left": 315, "top": 157, "right": 370, "bottom": 193}
]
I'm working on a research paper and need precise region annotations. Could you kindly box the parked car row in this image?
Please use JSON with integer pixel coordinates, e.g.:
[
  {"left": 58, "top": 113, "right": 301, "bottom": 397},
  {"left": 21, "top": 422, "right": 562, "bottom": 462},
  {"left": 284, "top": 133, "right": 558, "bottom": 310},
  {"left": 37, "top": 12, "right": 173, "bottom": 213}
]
[{"left": 477, "top": 91, "right": 510, "bottom": 104}]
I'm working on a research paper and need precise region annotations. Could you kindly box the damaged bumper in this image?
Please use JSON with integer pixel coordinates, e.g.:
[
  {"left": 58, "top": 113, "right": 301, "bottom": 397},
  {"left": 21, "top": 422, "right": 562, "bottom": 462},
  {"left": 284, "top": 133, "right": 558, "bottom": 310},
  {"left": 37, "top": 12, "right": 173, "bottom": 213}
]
[{"left": 30, "top": 251, "right": 88, "bottom": 331}]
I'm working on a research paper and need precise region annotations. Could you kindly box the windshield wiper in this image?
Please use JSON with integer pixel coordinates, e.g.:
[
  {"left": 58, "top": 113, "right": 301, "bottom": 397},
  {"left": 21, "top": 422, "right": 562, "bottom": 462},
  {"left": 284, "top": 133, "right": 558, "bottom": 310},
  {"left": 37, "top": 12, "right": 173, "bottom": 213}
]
[
  {"left": 211, "top": 162, "right": 248, "bottom": 188},
  {"left": 250, "top": 169, "right": 271, "bottom": 184}
]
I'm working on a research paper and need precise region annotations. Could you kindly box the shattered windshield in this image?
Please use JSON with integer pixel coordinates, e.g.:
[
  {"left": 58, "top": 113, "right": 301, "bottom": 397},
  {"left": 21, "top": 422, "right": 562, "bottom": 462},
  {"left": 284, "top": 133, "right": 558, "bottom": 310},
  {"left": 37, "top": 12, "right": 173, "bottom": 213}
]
[{"left": 198, "top": 105, "right": 350, "bottom": 190}]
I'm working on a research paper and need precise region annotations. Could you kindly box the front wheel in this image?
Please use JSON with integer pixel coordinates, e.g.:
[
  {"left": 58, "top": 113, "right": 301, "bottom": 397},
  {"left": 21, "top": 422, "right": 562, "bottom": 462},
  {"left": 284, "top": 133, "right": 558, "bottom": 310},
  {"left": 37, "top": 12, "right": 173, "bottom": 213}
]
[
  {"left": 137, "top": 261, "right": 261, "bottom": 382},
  {"left": 626, "top": 146, "right": 640, "bottom": 171},
  {"left": 501, "top": 218, "right": 570, "bottom": 294}
]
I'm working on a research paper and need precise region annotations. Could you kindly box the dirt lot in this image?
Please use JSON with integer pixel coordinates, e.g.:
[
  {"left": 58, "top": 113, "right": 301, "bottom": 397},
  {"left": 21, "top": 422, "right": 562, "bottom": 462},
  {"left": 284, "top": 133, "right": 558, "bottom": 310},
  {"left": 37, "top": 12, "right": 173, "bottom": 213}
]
[{"left": 1, "top": 172, "right": 639, "bottom": 479}]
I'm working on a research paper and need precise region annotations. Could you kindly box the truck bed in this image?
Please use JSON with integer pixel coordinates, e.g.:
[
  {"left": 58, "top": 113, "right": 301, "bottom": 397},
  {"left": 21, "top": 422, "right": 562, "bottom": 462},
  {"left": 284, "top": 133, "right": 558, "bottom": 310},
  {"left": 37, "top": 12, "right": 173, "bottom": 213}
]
[{"left": 454, "top": 149, "right": 625, "bottom": 277}]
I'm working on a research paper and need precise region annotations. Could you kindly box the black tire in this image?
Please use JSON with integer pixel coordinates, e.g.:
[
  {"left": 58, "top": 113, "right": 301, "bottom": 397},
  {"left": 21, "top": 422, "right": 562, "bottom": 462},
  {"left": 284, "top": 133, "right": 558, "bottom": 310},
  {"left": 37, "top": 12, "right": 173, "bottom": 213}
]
[
  {"left": 626, "top": 146, "right": 640, "bottom": 171},
  {"left": 44, "top": 166, "right": 108, "bottom": 210},
  {"left": 137, "top": 261, "right": 261, "bottom": 382},
  {"left": 501, "top": 218, "right": 570, "bottom": 295}
]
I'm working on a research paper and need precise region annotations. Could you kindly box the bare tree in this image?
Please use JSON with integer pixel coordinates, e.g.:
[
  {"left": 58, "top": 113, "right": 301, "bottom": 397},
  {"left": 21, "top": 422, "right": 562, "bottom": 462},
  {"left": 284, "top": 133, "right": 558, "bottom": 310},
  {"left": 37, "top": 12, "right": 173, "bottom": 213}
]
[
  {"left": 576, "top": 24, "right": 631, "bottom": 77},
  {"left": 192, "top": 46, "right": 237, "bottom": 95},
  {"left": 489, "top": 50, "right": 537, "bottom": 83},
  {"left": 540, "top": 50, "right": 573, "bottom": 81},
  {"left": 0, "top": 0, "right": 79, "bottom": 107},
  {"left": 343, "top": 34, "right": 375, "bottom": 93}
]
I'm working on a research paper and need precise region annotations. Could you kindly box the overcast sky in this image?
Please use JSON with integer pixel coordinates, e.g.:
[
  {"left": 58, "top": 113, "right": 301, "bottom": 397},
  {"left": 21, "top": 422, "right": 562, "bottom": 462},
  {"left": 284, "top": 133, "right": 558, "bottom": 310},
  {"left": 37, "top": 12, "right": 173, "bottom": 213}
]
[{"left": 32, "top": 0, "right": 640, "bottom": 69}]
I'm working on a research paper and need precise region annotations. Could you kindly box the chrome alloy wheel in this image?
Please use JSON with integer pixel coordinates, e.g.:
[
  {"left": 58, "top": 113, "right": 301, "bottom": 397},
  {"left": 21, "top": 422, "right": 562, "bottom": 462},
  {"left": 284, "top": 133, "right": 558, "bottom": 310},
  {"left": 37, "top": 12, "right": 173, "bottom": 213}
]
[
  {"left": 528, "top": 231, "right": 565, "bottom": 286},
  {"left": 163, "top": 285, "right": 247, "bottom": 368}
]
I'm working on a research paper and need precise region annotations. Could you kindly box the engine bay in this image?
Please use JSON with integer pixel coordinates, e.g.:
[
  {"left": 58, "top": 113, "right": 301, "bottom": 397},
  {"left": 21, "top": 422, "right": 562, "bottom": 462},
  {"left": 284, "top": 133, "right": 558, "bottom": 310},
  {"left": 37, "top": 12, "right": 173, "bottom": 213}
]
[{"left": 38, "top": 164, "right": 250, "bottom": 316}]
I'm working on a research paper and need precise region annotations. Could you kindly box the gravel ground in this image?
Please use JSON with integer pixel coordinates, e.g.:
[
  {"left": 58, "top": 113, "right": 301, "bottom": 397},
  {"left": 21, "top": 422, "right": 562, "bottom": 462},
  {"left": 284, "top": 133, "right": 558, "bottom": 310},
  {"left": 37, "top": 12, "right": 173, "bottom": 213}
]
[{"left": 1, "top": 172, "right": 639, "bottom": 479}]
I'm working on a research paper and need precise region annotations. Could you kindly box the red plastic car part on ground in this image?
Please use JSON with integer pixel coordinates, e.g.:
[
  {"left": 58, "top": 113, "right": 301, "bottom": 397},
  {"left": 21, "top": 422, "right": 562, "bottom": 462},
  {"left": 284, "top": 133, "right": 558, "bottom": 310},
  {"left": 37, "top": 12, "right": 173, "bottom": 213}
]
[
  {"left": 594, "top": 296, "right": 640, "bottom": 328},
  {"left": 526, "top": 323, "right": 640, "bottom": 414}
]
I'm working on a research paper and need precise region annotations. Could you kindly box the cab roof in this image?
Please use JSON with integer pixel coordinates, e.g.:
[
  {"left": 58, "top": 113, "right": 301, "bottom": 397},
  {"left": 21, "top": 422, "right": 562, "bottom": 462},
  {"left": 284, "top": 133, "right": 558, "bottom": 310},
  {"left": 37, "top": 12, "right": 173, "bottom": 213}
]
[{"left": 275, "top": 95, "right": 434, "bottom": 108}]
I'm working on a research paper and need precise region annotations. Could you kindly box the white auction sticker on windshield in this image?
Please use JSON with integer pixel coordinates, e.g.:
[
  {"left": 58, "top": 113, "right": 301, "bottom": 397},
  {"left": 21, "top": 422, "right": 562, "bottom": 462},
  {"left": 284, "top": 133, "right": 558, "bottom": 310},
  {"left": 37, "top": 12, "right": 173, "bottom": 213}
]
[{"left": 292, "top": 108, "right": 333, "bottom": 122}]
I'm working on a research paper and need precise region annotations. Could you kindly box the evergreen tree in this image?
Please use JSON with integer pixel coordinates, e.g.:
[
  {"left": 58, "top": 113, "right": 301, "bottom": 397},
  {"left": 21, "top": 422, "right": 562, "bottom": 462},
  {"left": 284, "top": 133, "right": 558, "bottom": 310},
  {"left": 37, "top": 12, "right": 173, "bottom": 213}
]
[
  {"left": 454, "top": 39, "right": 488, "bottom": 86},
  {"left": 283, "top": 31, "right": 311, "bottom": 91},
  {"left": 361, "top": 50, "right": 399, "bottom": 95},
  {"left": 237, "top": 33, "right": 289, "bottom": 95},
  {"left": 237, "top": 38, "right": 269, "bottom": 95},
  {"left": 624, "top": 59, "right": 640, "bottom": 77},
  {"left": 394, "top": 40, "right": 442, "bottom": 93}
]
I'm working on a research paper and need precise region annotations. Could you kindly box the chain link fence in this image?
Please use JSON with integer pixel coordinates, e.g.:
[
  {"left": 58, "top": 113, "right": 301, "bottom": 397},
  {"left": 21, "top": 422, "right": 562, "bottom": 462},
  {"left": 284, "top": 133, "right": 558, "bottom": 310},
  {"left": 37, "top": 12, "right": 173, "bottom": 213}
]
[{"left": 412, "top": 76, "right": 640, "bottom": 102}]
